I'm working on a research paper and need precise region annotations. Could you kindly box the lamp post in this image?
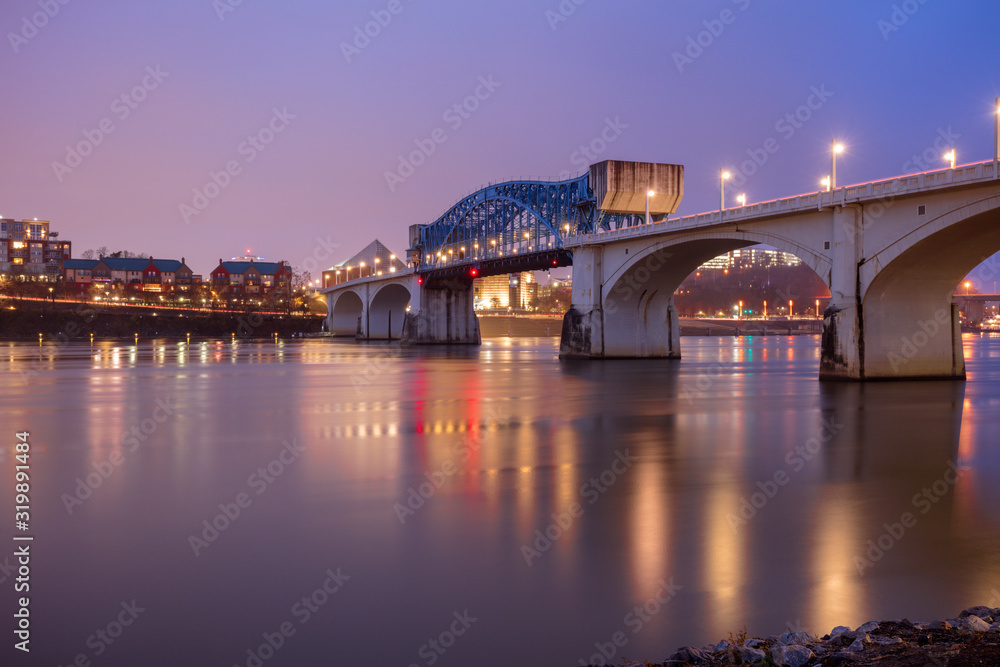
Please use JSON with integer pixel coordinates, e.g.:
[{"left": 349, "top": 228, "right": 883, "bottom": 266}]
[
  {"left": 831, "top": 141, "right": 844, "bottom": 190},
  {"left": 645, "top": 189, "right": 655, "bottom": 225},
  {"left": 720, "top": 171, "right": 731, "bottom": 214},
  {"left": 995, "top": 97, "right": 1000, "bottom": 170},
  {"left": 736, "top": 193, "right": 746, "bottom": 207},
  {"left": 944, "top": 149, "right": 956, "bottom": 170},
  {"left": 821, "top": 177, "right": 831, "bottom": 192},
  {"left": 789, "top": 299, "right": 794, "bottom": 318}
]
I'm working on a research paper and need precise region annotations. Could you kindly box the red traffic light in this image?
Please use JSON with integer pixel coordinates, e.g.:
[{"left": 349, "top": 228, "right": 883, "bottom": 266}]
[
  {"left": 417, "top": 277, "right": 424, "bottom": 284},
  {"left": 470, "top": 268, "right": 478, "bottom": 277}
]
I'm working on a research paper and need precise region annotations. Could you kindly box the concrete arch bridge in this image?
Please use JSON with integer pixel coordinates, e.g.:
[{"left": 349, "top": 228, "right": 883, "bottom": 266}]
[{"left": 322, "top": 159, "right": 1000, "bottom": 380}]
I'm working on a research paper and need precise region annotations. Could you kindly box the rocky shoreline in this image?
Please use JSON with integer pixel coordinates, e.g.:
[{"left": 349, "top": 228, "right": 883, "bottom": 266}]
[{"left": 606, "top": 605, "right": 1000, "bottom": 666}]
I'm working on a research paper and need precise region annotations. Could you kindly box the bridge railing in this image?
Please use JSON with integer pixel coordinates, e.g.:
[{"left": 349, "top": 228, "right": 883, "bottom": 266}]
[{"left": 566, "top": 159, "right": 1000, "bottom": 245}]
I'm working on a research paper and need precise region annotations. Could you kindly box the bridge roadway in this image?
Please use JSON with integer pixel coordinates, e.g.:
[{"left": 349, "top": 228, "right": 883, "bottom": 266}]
[{"left": 322, "top": 158, "right": 1000, "bottom": 381}]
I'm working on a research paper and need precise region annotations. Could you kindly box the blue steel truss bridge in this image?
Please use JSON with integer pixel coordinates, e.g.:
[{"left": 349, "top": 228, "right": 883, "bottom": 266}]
[{"left": 405, "top": 162, "right": 684, "bottom": 281}]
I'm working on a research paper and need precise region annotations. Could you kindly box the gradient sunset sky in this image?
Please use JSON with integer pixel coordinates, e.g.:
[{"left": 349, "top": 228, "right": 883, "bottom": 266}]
[{"left": 3, "top": 0, "right": 999, "bottom": 279}]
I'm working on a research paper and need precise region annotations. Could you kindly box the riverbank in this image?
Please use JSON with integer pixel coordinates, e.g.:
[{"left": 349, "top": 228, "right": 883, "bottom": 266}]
[
  {"left": 619, "top": 605, "right": 1000, "bottom": 666},
  {"left": 0, "top": 304, "right": 323, "bottom": 339}
]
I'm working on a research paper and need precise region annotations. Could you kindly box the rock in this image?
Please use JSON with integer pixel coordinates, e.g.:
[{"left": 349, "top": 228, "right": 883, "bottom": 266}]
[
  {"left": 665, "top": 646, "right": 712, "bottom": 664},
  {"left": 960, "top": 605, "right": 994, "bottom": 618},
  {"left": 776, "top": 631, "right": 817, "bottom": 645},
  {"left": 847, "top": 635, "right": 870, "bottom": 652},
  {"left": 739, "top": 646, "right": 766, "bottom": 664},
  {"left": 989, "top": 622, "right": 1000, "bottom": 633},
  {"left": 874, "top": 636, "right": 902, "bottom": 645},
  {"left": 928, "top": 619, "right": 953, "bottom": 630},
  {"left": 744, "top": 637, "right": 765, "bottom": 649},
  {"left": 830, "top": 625, "right": 852, "bottom": 637},
  {"left": 824, "top": 652, "right": 858, "bottom": 666},
  {"left": 960, "top": 615, "right": 990, "bottom": 632},
  {"left": 770, "top": 645, "right": 814, "bottom": 667},
  {"left": 856, "top": 621, "right": 880, "bottom": 634},
  {"left": 712, "top": 640, "right": 730, "bottom": 652}
]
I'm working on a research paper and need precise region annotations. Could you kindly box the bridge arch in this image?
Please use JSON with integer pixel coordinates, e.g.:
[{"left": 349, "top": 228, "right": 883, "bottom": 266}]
[
  {"left": 604, "top": 230, "right": 831, "bottom": 297},
  {"left": 329, "top": 290, "right": 363, "bottom": 336},
  {"left": 594, "top": 231, "right": 831, "bottom": 358},
  {"left": 369, "top": 283, "right": 411, "bottom": 340},
  {"left": 857, "top": 195, "right": 1000, "bottom": 378}
]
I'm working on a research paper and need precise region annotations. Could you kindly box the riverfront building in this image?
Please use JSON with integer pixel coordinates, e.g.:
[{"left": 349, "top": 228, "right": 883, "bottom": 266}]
[
  {"left": 473, "top": 272, "right": 536, "bottom": 310},
  {"left": 698, "top": 247, "right": 803, "bottom": 270},
  {"left": 0, "top": 218, "right": 72, "bottom": 280},
  {"left": 210, "top": 258, "right": 292, "bottom": 300},
  {"left": 63, "top": 257, "right": 200, "bottom": 295}
]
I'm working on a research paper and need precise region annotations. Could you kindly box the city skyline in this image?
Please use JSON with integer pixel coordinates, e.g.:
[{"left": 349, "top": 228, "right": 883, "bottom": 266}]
[{"left": 3, "top": 2, "right": 1000, "bottom": 279}]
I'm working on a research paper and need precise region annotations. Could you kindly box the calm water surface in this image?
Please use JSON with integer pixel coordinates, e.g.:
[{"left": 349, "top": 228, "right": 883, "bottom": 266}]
[{"left": 2, "top": 334, "right": 1000, "bottom": 666}]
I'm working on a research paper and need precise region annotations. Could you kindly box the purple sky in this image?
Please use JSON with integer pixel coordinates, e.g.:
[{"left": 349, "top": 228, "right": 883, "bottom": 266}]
[{"left": 3, "top": 0, "right": 999, "bottom": 281}]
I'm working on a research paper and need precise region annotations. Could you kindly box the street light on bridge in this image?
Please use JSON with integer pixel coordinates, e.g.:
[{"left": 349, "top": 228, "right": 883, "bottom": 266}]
[
  {"left": 645, "top": 189, "right": 655, "bottom": 225},
  {"left": 831, "top": 141, "right": 845, "bottom": 190},
  {"left": 821, "top": 176, "right": 831, "bottom": 192},
  {"left": 944, "top": 149, "right": 956, "bottom": 170},
  {"left": 995, "top": 97, "right": 1000, "bottom": 167},
  {"left": 720, "top": 171, "right": 731, "bottom": 214},
  {"left": 736, "top": 193, "right": 746, "bottom": 207}
]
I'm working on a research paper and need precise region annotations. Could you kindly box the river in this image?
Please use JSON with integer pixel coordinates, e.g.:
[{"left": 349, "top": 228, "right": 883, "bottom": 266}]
[{"left": 2, "top": 333, "right": 999, "bottom": 666}]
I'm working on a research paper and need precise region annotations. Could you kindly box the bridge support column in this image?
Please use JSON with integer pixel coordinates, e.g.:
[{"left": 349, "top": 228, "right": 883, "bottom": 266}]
[
  {"left": 401, "top": 277, "right": 480, "bottom": 345},
  {"left": 821, "top": 206, "right": 864, "bottom": 380},
  {"left": 821, "top": 205, "right": 966, "bottom": 381},
  {"left": 560, "top": 246, "right": 604, "bottom": 358},
  {"left": 559, "top": 245, "right": 681, "bottom": 359}
]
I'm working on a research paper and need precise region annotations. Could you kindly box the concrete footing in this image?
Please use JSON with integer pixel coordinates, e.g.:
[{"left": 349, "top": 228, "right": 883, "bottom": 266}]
[
  {"left": 558, "top": 300, "right": 680, "bottom": 359},
  {"left": 820, "top": 301, "right": 966, "bottom": 381},
  {"left": 400, "top": 279, "right": 480, "bottom": 345}
]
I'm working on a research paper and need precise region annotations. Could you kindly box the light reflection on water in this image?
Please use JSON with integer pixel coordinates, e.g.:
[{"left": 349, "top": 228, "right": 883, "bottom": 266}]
[{"left": 1, "top": 334, "right": 999, "bottom": 666}]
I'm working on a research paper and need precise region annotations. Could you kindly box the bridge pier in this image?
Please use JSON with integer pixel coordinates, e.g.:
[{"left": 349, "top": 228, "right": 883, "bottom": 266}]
[
  {"left": 820, "top": 205, "right": 966, "bottom": 381},
  {"left": 559, "top": 245, "right": 681, "bottom": 359},
  {"left": 401, "top": 277, "right": 480, "bottom": 345}
]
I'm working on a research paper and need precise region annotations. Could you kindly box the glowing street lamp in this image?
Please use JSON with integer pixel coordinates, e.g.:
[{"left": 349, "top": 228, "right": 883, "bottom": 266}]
[
  {"left": 645, "top": 189, "right": 655, "bottom": 225},
  {"left": 944, "top": 149, "right": 956, "bottom": 170},
  {"left": 736, "top": 193, "right": 746, "bottom": 207},
  {"left": 789, "top": 299, "right": 794, "bottom": 318},
  {"left": 821, "top": 176, "right": 831, "bottom": 192},
  {"left": 831, "top": 141, "right": 844, "bottom": 190},
  {"left": 965, "top": 281, "right": 972, "bottom": 295},
  {"left": 720, "top": 171, "right": 731, "bottom": 213},
  {"left": 995, "top": 97, "right": 1000, "bottom": 167}
]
